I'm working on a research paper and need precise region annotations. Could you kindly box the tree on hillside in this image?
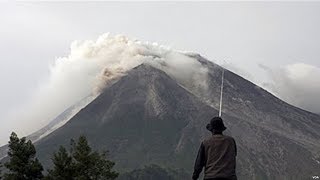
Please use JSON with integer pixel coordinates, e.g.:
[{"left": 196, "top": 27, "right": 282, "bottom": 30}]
[
  {"left": 45, "top": 135, "right": 118, "bottom": 180},
  {"left": 0, "top": 162, "right": 2, "bottom": 179},
  {"left": 45, "top": 146, "right": 75, "bottom": 180},
  {"left": 3, "top": 132, "right": 43, "bottom": 180}
]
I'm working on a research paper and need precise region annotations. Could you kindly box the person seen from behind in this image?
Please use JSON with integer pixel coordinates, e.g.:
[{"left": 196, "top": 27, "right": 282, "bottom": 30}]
[{"left": 192, "top": 117, "right": 237, "bottom": 180}]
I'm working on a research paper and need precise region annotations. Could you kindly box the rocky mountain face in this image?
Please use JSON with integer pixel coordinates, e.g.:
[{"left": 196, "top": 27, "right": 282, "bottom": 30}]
[
  {"left": 5, "top": 55, "right": 319, "bottom": 179},
  {"left": 117, "top": 164, "right": 190, "bottom": 180},
  {"left": 35, "top": 64, "right": 216, "bottom": 171}
]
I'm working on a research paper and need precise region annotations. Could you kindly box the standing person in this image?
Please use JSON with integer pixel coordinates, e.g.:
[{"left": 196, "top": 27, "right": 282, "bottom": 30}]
[{"left": 192, "top": 117, "right": 237, "bottom": 180}]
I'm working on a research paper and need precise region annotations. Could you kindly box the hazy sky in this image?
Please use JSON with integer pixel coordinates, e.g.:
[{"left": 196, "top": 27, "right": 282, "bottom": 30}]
[{"left": 1, "top": 2, "right": 320, "bottom": 144}]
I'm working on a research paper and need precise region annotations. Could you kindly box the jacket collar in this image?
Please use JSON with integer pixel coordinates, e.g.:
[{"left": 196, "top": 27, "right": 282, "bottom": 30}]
[{"left": 212, "top": 132, "right": 223, "bottom": 135}]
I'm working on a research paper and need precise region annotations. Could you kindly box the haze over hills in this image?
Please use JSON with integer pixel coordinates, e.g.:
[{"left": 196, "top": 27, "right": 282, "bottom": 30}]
[
  {"left": 0, "top": 96, "right": 93, "bottom": 160},
  {"left": 1, "top": 34, "right": 320, "bottom": 179}
]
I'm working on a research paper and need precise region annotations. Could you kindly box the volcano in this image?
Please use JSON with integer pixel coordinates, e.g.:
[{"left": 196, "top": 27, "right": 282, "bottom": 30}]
[
  {"left": 1, "top": 51, "right": 320, "bottom": 180},
  {"left": 3, "top": 54, "right": 320, "bottom": 180}
]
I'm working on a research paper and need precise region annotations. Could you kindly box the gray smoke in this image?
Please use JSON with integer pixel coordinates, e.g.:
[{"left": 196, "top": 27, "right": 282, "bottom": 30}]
[
  {"left": 4, "top": 33, "right": 208, "bottom": 143},
  {"left": 260, "top": 63, "right": 320, "bottom": 113}
]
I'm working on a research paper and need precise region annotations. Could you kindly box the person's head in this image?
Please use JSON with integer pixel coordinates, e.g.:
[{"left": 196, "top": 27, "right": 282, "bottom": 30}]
[{"left": 206, "top": 116, "right": 227, "bottom": 134}]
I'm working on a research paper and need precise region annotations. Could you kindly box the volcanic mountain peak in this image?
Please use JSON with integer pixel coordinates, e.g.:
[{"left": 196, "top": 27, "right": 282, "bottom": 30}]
[
  {"left": 35, "top": 63, "right": 216, "bottom": 170},
  {"left": 2, "top": 56, "right": 320, "bottom": 179}
]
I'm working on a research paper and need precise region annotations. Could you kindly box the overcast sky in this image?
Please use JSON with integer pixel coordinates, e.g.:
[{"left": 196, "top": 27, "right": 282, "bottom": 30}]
[{"left": 1, "top": 2, "right": 320, "bottom": 144}]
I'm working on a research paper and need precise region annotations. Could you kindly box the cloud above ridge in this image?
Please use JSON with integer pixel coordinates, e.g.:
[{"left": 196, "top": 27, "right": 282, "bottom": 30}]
[
  {"left": 260, "top": 63, "right": 320, "bottom": 113},
  {"left": 4, "top": 33, "right": 208, "bottom": 143},
  {"left": 5, "top": 32, "right": 319, "bottom": 147}
]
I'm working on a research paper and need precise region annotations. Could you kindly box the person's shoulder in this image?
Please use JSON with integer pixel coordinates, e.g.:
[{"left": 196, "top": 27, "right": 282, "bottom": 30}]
[
  {"left": 223, "top": 135, "right": 234, "bottom": 139},
  {"left": 223, "top": 135, "right": 236, "bottom": 141},
  {"left": 202, "top": 137, "right": 210, "bottom": 144},
  {"left": 202, "top": 136, "right": 214, "bottom": 145}
]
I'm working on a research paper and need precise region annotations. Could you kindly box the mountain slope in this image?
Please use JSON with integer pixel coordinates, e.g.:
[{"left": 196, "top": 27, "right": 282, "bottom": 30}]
[
  {"left": 34, "top": 60, "right": 320, "bottom": 179},
  {"left": 36, "top": 64, "right": 217, "bottom": 170},
  {"left": 194, "top": 54, "right": 320, "bottom": 153}
]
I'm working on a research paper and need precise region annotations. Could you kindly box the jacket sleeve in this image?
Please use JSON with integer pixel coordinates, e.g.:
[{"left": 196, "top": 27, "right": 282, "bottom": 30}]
[{"left": 192, "top": 142, "right": 206, "bottom": 180}]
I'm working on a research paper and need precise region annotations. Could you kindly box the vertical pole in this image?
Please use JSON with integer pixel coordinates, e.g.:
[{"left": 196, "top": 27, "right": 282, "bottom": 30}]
[{"left": 219, "top": 69, "right": 225, "bottom": 117}]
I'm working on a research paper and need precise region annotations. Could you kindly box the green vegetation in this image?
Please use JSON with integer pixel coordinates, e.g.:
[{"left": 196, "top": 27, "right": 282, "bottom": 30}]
[
  {"left": 0, "top": 132, "right": 191, "bottom": 180},
  {"left": 44, "top": 146, "right": 75, "bottom": 179},
  {"left": 45, "top": 135, "right": 118, "bottom": 180},
  {"left": 3, "top": 132, "right": 44, "bottom": 180},
  {"left": 1, "top": 132, "right": 118, "bottom": 180},
  {"left": 0, "top": 162, "right": 2, "bottom": 179}
]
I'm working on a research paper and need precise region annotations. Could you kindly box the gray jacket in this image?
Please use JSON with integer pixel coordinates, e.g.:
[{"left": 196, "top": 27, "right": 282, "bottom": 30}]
[{"left": 192, "top": 134, "right": 237, "bottom": 180}]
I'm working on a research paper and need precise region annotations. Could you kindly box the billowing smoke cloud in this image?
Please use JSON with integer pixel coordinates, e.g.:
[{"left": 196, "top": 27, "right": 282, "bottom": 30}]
[
  {"left": 260, "top": 63, "right": 320, "bottom": 114},
  {"left": 5, "top": 33, "right": 208, "bottom": 143}
]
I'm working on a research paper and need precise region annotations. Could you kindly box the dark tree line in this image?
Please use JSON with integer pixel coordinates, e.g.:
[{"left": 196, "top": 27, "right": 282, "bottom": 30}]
[
  {"left": 0, "top": 133, "right": 189, "bottom": 180},
  {"left": 2, "top": 132, "right": 43, "bottom": 180},
  {"left": 0, "top": 132, "right": 118, "bottom": 180}
]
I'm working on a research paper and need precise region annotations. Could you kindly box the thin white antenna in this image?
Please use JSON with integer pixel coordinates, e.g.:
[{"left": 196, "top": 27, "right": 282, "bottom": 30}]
[{"left": 219, "top": 69, "right": 225, "bottom": 117}]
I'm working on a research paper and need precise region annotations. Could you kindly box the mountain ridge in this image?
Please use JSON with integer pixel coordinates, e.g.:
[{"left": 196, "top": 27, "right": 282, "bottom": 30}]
[
  {"left": 1, "top": 56, "right": 320, "bottom": 179},
  {"left": 35, "top": 63, "right": 217, "bottom": 171}
]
